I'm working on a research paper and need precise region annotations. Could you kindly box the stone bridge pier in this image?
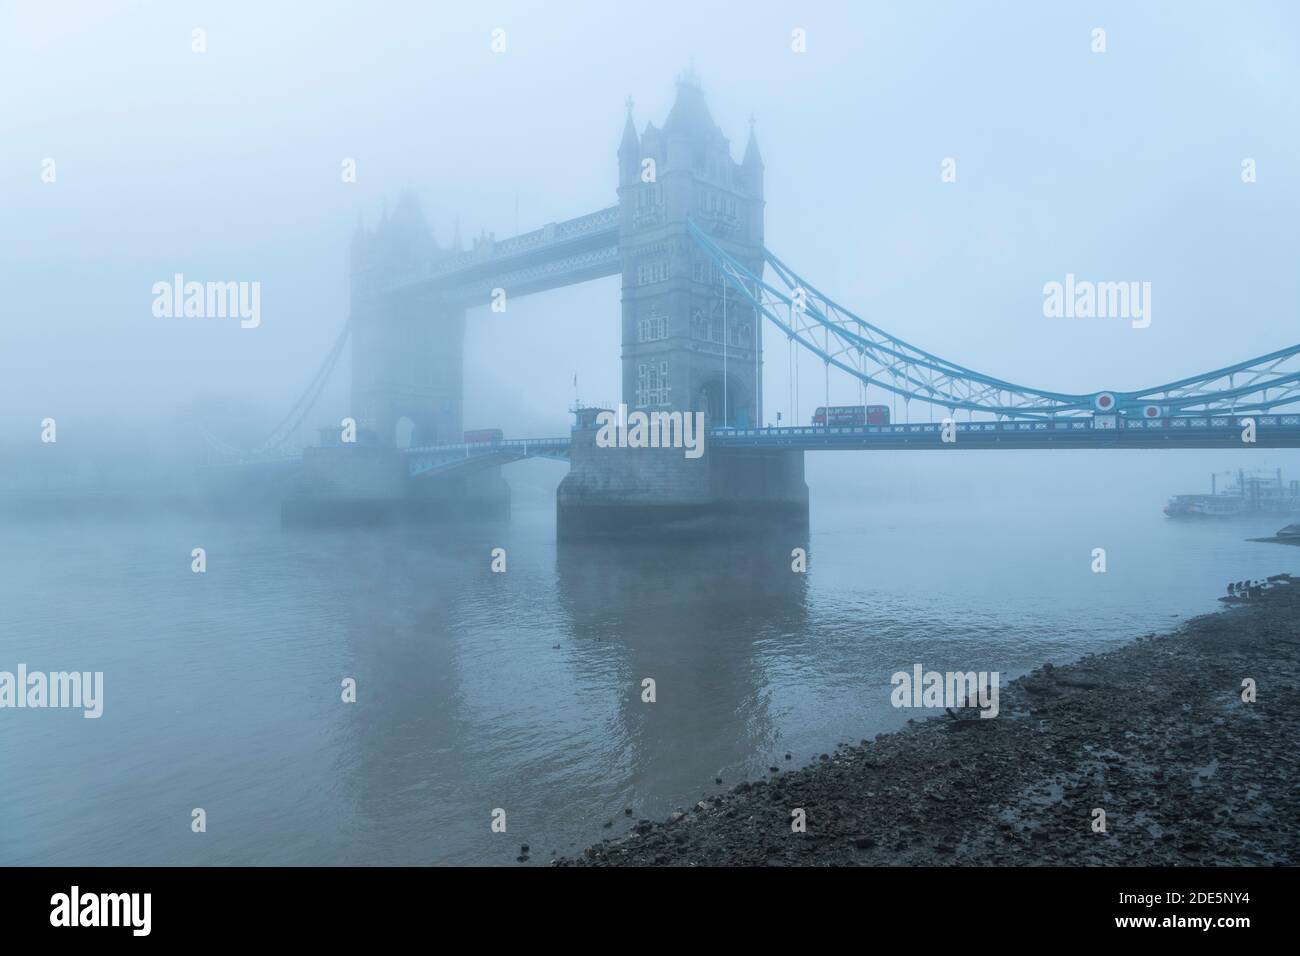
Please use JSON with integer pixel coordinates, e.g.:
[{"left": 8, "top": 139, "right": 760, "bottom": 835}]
[{"left": 557, "top": 416, "right": 808, "bottom": 539}]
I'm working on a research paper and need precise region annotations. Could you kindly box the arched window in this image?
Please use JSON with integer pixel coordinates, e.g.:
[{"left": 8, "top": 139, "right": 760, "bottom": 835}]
[
  {"left": 709, "top": 299, "right": 724, "bottom": 343},
  {"left": 691, "top": 307, "right": 708, "bottom": 340}
]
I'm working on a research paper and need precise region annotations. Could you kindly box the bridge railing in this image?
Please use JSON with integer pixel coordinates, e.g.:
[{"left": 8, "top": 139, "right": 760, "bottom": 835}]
[
  {"left": 404, "top": 437, "right": 573, "bottom": 477},
  {"left": 709, "top": 413, "right": 1300, "bottom": 442},
  {"left": 394, "top": 414, "right": 1300, "bottom": 473},
  {"left": 404, "top": 415, "right": 1300, "bottom": 453},
  {"left": 404, "top": 437, "right": 571, "bottom": 456}
]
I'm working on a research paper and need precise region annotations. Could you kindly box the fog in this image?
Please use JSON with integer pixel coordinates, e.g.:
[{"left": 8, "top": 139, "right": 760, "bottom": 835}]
[
  {"left": 4, "top": 2, "right": 1300, "bottom": 877},
  {"left": 2, "top": 0, "right": 1298, "bottom": 501}
]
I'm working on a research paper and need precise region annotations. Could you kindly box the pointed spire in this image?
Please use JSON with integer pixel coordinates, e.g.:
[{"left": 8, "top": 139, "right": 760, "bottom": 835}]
[
  {"left": 393, "top": 187, "right": 430, "bottom": 235},
  {"left": 619, "top": 95, "right": 643, "bottom": 186},
  {"left": 451, "top": 215, "right": 462, "bottom": 252},
  {"left": 619, "top": 95, "right": 639, "bottom": 156},
  {"left": 664, "top": 67, "right": 715, "bottom": 139},
  {"left": 384, "top": 190, "right": 437, "bottom": 258},
  {"left": 678, "top": 58, "right": 700, "bottom": 89},
  {"left": 743, "top": 113, "right": 763, "bottom": 168}
]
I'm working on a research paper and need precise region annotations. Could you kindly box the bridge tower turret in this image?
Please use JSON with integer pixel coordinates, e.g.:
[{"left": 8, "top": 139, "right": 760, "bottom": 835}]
[
  {"left": 617, "top": 71, "right": 765, "bottom": 428},
  {"left": 349, "top": 190, "right": 465, "bottom": 448}
]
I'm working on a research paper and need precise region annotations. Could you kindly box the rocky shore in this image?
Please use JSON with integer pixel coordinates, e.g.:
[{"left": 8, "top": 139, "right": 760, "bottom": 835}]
[{"left": 558, "top": 574, "right": 1300, "bottom": 866}]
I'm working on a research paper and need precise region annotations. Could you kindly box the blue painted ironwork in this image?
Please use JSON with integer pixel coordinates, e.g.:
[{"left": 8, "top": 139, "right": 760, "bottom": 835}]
[
  {"left": 400, "top": 412, "right": 1300, "bottom": 475},
  {"left": 200, "top": 320, "right": 351, "bottom": 464},
  {"left": 687, "top": 220, "right": 1300, "bottom": 421},
  {"left": 709, "top": 413, "right": 1300, "bottom": 450},
  {"left": 209, "top": 212, "right": 1300, "bottom": 471}
]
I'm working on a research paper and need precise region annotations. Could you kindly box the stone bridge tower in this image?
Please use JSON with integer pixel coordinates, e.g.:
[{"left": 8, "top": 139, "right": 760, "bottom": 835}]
[
  {"left": 618, "top": 71, "right": 766, "bottom": 428},
  {"left": 557, "top": 75, "right": 803, "bottom": 539},
  {"left": 349, "top": 190, "right": 465, "bottom": 448}
]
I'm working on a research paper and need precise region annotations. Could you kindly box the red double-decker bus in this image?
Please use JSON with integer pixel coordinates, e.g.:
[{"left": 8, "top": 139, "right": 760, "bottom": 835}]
[
  {"left": 811, "top": 405, "right": 889, "bottom": 427},
  {"left": 463, "top": 428, "right": 503, "bottom": 444}
]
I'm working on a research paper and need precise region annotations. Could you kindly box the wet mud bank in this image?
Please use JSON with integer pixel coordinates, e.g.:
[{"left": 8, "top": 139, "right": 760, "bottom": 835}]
[{"left": 559, "top": 575, "right": 1300, "bottom": 866}]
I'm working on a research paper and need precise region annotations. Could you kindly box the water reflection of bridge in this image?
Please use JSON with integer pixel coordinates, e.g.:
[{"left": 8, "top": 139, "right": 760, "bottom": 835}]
[
  {"left": 554, "top": 535, "right": 811, "bottom": 804},
  {"left": 322, "top": 520, "right": 811, "bottom": 863}
]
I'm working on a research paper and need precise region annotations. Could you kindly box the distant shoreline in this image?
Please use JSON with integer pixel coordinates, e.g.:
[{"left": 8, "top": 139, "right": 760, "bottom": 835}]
[{"left": 559, "top": 575, "right": 1300, "bottom": 866}]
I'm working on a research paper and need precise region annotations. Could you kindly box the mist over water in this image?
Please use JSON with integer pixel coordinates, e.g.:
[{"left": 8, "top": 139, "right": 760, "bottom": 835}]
[{"left": 2, "top": 452, "right": 1296, "bottom": 865}]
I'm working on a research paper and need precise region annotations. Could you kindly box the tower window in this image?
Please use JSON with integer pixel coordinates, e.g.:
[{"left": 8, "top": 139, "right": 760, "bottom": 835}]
[
  {"left": 709, "top": 300, "right": 724, "bottom": 343},
  {"left": 692, "top": 257, "right": 721, "bottom": 285},
  {"left": 636, "top": 361, "right": 671, "bottom": 407},
  {"left": 636, "top": 259, "right": 669, "bottom": 285},
  {"left": 638, "top": 309, "right": 667, "bottom": 342},
  {"left": 691, "top": 307, "right": 708, "bottom": 339}
]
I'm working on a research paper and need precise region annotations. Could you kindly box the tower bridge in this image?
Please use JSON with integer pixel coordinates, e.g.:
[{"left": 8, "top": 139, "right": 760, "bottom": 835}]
[{"left": 260, "top": 72, "right": 1300, "bottom": 535}]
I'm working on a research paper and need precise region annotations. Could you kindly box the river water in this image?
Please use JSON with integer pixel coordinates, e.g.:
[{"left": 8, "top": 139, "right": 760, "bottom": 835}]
[{"left": 2, "top": 456, "right": 1297, "bottom": 865}]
